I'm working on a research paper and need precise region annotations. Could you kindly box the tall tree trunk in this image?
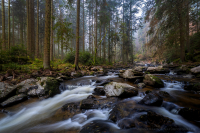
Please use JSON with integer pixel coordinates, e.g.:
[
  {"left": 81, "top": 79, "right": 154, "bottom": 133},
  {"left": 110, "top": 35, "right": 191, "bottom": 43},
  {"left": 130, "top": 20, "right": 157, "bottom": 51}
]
[
  {"left": 178, "top": 4, "right": 185, "bottom": 62},
  {"left": 94, "top": 0, "right": 98, "bottom": 64},
  {"left": 92, "top": 3, "right": 94, "bottom": 55},
  {"left": 20, "top": 16, "right": 23, "bottom": 46},
  {"left": 2, "top": 0, "right": 6, "bottom": 50},
  {"left": 103, "top": 25, "right": 106, "bottom": 63},
  {"left": 108, "top": 21, "right": 111, "bottom": 64},
  {"left": 30, "top": 0, "right": 35, "bottom": 59},
  {"left": 186, "top": 0, "right": 190, "bottom": 52},
  {"left": 26, "top": 0, "right": 30, "bottom": 53},
  {"left": 12, "top": 4, "right": 15, "bottom": 46},
  {"left": 82, "top": 0, "right": 85, "bottom": 52},
  {"left": 8, "top": 0, "right": 10, "bottom": 49},
  {"left": 36, "top": 0, "right": 39, "bottom": 58},
  {"left": 99, "top": 26, "right": 101, "bottom": 58},
  {"left": 75, "top": 0, "right": 80, "bottom": 70},
  {"left": 43, "top": 0, "right": 51, "bottom": 69},
  {"left": 50, "top": 0, "right": 53, "bottom": 61}
]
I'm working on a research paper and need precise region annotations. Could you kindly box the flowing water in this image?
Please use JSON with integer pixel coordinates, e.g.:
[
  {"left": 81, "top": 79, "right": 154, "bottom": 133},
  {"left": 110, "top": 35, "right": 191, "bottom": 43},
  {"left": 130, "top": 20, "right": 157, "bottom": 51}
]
[{"left": 0, "top": 71, "right": 200, "bottom": 133}]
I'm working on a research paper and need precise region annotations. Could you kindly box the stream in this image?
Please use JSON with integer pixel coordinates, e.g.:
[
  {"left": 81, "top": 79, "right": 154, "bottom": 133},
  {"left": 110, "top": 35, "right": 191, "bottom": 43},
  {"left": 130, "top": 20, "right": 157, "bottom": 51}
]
[{"left": 0, "top": 70, "right": 200, "bottom": 133}]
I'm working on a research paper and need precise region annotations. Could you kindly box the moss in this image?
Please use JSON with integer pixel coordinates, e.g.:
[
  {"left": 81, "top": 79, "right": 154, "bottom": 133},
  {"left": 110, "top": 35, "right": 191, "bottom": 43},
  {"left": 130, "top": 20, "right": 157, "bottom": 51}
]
[
  {"left": 45, "top": 77, "right": 60, "bottom": 97},
  {"left": 90, "top": 71, "right": 94, "bottom": 75},
  {"left": 40, "top": 81, "right": 45, "bottom": 86},
  {"left": 37, "top": 77, "right": 41, "bottom": 81}
]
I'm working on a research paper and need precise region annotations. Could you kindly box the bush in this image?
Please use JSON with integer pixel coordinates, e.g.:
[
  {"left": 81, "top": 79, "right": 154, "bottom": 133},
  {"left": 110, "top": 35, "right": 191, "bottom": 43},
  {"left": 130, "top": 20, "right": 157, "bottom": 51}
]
[
  {"left": 64, "top": 51, "right": 75, "bottom": 64},
  {"left": 64, "top": 51, "right": 93, "bottom": 66},
  {"left": 0, "top": 46, "right": 29, "bottom": 65}
]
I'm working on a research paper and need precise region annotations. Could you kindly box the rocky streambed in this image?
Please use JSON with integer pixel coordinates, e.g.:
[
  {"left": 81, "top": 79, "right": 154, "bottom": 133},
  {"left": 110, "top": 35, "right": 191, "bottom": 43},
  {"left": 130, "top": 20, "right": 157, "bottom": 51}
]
[{"left": 0, "top": 64, "right": 200, "bottom": 133}]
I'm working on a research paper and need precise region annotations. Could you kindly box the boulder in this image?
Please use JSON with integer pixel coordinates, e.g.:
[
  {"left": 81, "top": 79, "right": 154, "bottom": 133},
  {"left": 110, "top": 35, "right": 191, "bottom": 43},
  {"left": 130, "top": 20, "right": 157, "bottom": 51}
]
[
  {"left": 184, "top": 83, "right": 200, "bottom": 91},
  {"left": 0, "top": 94, "right": 27, "bottom": 107},
  {"left": 17, "top": 78, "right": 37, "bottom": 93},
  {"left": 109, "top": 100, "right": 144, "bottom": 122},
  {"left": 178, "top": 107, "right": 200, "bottom": 121},
  {"left": 158, "top": 91, "right": 170, "bottom": 97},
  {"left": 138, "top": 83, "right": 146, "bottom": 88},
  {"left": 80, "top": 120, "right": 117, "bottom": 133},
  {"left": 133, "top": 66, "right": 143, "bottom": 72},
  {"left": 95, "top": 79, "right": 112, "bottom": 86},
  {"left": 27, "top": 77, "right": 60, "bottom": 97},
  {"left": 104, "top": 82, "right": 138, "bottom": 98},
  {"left": 191, "top": 66, "right": 200, "bottom": 75},
  {"left": 176, "top": 65, "right": 190, "bottom": 75},
  {"left": 71, "top": 71, "right": 82, "bottom": 78},
  {"left": 134, "top": 111, "right": 187, "bottom": 132},
  {"left": 118, "top": 118, "right": 135, "bottom": 129},
  {"left": 139, "top": 92, "right": 163, "bottom": 106},
  {"left": 80, "top": 96, "right": 118, "bottom": 110},
  {"left": 143, "top": 74, "right": 164, "bottom": 88},
  {"left": 146, "top": 66, "right": 169, "bottom": 74},
  {"left": 121, "top": 69, "right": 144, "bottom": 81},
  {"left": 93, "top": 86, "right": 105, "bottom": 96},
  {"left": 0, "top": 82, "right": 17, "bottom": 103}
]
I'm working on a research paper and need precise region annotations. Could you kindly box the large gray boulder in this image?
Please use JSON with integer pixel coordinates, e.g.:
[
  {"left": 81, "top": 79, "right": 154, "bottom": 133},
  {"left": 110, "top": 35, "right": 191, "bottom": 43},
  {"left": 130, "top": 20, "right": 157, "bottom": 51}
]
[
  {"left": 104, "top": 82, "right": 138, "bottom": 98},
  {"left": 146, "top": 66, "right": 169, "bottom": 74},
  {"left": 1, "top": 94, "right": 27, "bottom": 107},
  {"left": 122, "top": 69, "right": 144, "bottom": 80},
  {"left": 139, "top": 92, "right": 163, "bottom": 106},
  {"left": 27, "top": 77, "right": 60, "bottom": 97},
  {"left": 191, "top": 66, "right": 200, "bottom": 75},
  {"left": 17, "top": 78, "right": 37, "bottom": 93},
  {"left": 143, "top": 74, "right": 164, "bottom": 88},
  {"left": 0, "top": 82, "right": 17, "bottom": 103}
]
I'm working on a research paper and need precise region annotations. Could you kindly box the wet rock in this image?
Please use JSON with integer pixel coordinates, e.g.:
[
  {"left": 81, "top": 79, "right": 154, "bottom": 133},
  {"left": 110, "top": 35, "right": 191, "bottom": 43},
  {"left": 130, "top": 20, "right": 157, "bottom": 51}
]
[
  {"left": 178, "top": 107, "right": 200, "bottom": 121},
  {"left": 95, "top": 79, "right": 112, "bottom": 86},
  {"left": 17, "top": 78, "right": 37, "bottom": 93},
  {"left": 191, "top": 66, "right": 200, "bottom": 75},
  {"left": 145, "top": 90, "right": 152, "bottom": 94},
  {"left": 138, "top": 83, "right": 146, "bottom": 88},
  {"left": 27, "top": 77, "right": 60, "bottom": 97},
  {"left": 80, "top": 97, "right": 118, "bottom": 110},
  {"left": 0, "top": 94, "right": 27, "bottom": 107},
  {"left": 80, "top": 120, "right": 117, "bottom": 133},
  {"left": 158, "top": 91, "right": 170, "bottom": 97},
  {"left": 122, "top": 69, "right": 135, "bottom": 79},
  {"left": 109, "top": 100, "right": 144, "bottom": 122},
  {"left": 93, "top": 86, "right": 105, "bottom": 96},
  {"left": 184, "top": 83, "right": 200, "bottom": 91},
  {"left": 147, "top": 66, "right": 170, "bottom": 74},
  {"left": 133, "top": 66, "right": 143, "bottom": 72},
  {"left": 62, "top": 102, "right": 81, "bottom": 112},
  {"left": 118, "top": 118, "right": 135, "bottom": 129},
  {"left": 139, "top": 92, "right": 163, "bottom": 106},
  {"left": 0, "top": 82, "right": 17, "bottom": 103},
  {"left": 143, "top": 74, "right": 164, "bottom": 88},
  {"left": 134, "top": 111, "right": 187, "bottom": 133},
  {"left": 56, "top": 76, "right": 70, "bottom": 81},
  {"left": 104, "top": 82, "right": 138, "bottom": 98},
  {"left": 71, "top": 71, "right": 83, "bottom": 78}
]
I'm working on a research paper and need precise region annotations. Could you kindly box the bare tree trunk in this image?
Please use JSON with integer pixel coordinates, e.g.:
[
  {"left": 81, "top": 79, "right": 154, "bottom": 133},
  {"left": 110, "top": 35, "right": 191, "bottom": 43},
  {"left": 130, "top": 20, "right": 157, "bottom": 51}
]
[
  {"left": 50, "top": 0, "right": 53, "bottom": 61},
  {"left": 12, "top": 4, "right": 15, "bottom": 46},
  {"left": 94, "top": 0, "right": 98, "bottom": 64},
  {"left": 36, "top": 0, "right": 39, "bottom": 58},
  {"left": 8, "top": 0, "right": 11, "bottom": 49},
  {"left": 43, "top": 0, "right": 51, "bottom": 69},
  {"left": 99, "top": 26, "right": 101, "bottom": 58},
  {"left": 2, "top": 0, "right": 6, "bottom": 50},
  {"left": 82, "top": 0, "right": 85, "bottom": 52},
  {"left": 108, "top": 21, "right": 111, "bottom": 64},
  {"left": 26, "top": 0, "right": 29, "bottom": 53},
  {"left": 75, "top": 0, "right": 80, "bottom": 70},
  {"left": 178, "top": 4, "right": 185, "bottom": 62},
  {"left": 30, "top": 0, "right": 35, "bottom": 59},
  {"left": 186, "top": 0, "right": 190, "bottom": 52}
]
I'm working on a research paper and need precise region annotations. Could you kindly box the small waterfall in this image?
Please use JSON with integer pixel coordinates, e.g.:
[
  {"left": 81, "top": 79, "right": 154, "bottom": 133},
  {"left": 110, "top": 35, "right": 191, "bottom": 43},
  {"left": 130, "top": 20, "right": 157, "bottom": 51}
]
[{"left": 0, "top": 85, "right": 95, "bottom": 133}]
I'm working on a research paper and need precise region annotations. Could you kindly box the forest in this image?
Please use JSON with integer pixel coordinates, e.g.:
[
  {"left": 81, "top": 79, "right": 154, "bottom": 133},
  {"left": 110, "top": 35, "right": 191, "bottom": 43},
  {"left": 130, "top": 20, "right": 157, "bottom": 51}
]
[{"left": 0, "top": 0, "right": 200, "bottom": 133}]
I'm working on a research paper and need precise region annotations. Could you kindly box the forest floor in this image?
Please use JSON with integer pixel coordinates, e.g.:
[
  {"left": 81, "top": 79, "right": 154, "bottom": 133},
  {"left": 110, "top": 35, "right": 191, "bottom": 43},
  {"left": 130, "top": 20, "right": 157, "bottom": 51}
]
[{"left": 0, "top": 58, "right": 200, "bottom": 85}]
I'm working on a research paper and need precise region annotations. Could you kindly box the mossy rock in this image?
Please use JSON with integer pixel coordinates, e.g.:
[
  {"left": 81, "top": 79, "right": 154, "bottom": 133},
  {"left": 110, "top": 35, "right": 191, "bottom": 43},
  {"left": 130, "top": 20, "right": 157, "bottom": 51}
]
[
  {"left": 143, "top": 74, "right": 164, "bottom": 88},
  {"left": 44, "top": 77, "right": 61, "bottom": 97}
]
